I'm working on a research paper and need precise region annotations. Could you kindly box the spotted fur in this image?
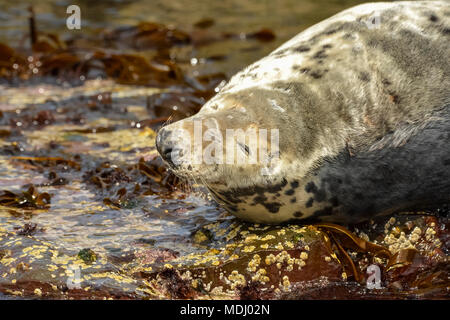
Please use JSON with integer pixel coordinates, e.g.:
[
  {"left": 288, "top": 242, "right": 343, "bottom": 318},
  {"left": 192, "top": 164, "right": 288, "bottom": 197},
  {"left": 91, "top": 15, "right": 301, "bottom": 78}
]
[{"left": 156, "top": 1, "right": 450, "bottom": 224}]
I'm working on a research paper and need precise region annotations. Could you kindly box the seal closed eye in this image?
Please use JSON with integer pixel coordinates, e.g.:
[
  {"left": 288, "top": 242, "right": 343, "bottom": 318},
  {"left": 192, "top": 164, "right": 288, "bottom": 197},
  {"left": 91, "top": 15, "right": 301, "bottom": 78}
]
[{"left": 156, "top": 1, "right": 450, "bottom": 224}]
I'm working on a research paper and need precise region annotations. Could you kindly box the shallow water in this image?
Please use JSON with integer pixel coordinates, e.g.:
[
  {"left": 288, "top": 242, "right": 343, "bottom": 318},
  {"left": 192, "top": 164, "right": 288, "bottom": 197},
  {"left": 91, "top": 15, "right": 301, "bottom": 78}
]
[{"left": 0, "top": 0, "right": 379, "bottom": 76}]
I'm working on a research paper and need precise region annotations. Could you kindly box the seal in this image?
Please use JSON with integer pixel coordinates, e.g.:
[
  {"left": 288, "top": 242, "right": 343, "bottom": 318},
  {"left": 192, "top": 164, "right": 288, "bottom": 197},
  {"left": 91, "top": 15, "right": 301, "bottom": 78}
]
[{"left": 156, "top": 1, "right": 450, "bottom": 224}]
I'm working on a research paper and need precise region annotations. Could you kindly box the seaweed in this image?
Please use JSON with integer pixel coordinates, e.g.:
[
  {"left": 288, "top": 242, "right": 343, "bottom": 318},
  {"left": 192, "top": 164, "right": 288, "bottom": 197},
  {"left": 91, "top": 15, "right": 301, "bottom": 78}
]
[
  {"left": 0, "top": 186, "right": 51, "bottom": 209},
  {"left": 315, "top": 223, "right": 391, "bottom": 282},
  {"left": 103, "top": 188, "right": 138, "bottom": 209},
  {"left": 78, "top": 248, "right": 97, "bottom": 264},
  {"left": 193, "top": 18, "right": 215, "bottom": 29},
  {"left": 14, "top": 222, "right": 44, "bottom": 236},
  {"left": 0, "top": 10, "right": 273, "bottom": 87},
  {"left": 11, "top": 156, "right": 81, "bottom": 171},
  {"left": 157, "top": 268, "right": 197, "bottom": 299},
  {"left": 83, "top": 157, "right": 180, "bottom": 211}
]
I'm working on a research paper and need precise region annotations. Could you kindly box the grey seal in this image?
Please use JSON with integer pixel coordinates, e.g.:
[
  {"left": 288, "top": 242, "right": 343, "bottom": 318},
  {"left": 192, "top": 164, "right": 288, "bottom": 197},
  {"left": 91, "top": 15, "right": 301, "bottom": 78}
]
[{"left": 156, "top": 1, "right": 450, "bottom": 224}]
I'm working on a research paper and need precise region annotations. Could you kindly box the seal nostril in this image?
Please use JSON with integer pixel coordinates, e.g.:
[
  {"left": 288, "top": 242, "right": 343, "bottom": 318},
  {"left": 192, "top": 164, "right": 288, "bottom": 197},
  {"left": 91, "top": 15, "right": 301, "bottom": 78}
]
[
  {"left": 156, "top": 128, "right": 181, "bottom": 169},
  {"left": 156, "top": 128, "right": 171, "bottom": 157},
  {"left": 163, "top": 147, "right": 173, "bottom": 160}
]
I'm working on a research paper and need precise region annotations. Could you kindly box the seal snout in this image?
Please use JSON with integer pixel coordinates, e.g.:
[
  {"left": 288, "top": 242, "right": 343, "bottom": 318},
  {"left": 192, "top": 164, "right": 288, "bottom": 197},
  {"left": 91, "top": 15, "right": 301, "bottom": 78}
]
[
  {"left": 156, "top": 116, "right": 223, "bottom": 171},
  {"left": 156, "top": 126, "right": 177, "bottom": 168}
]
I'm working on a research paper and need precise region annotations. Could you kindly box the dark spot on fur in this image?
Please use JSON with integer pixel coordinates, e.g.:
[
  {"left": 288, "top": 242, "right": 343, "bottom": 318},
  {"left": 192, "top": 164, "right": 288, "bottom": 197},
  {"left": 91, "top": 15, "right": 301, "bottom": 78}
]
[
  {"left": 309, "top": 23, "right": 345, "bottom": 40},
  {"left": 293, "top": 45, "right": 311, "bottom": 53},
  {"left": 266, "top": 178, "right": 288, "bottom": 193},
  {"left": 388, "top": 92, "right": 400, "bottom": 104},
  {"left": 217, "top": 190, "right": 244, "bottom": 204},
  {"left": 359, "top": 72, "right": 370, "bottom": 82},
  {"left": 382, "top": 79, "right": 391, "bottom": 86},
  {"left": 252, "top": 195, "right": 268, "bottom": 205},
  {"left": 285, "top": 189, "right": 295, "bottom": 196},
  {"left": 306, "top": 198, "right": 314, "bottom": 208},
  {"left": 293, "top": 211, "right": 303, "bottom": 218},
  {"left": 290, "top": 180, "right": 299, "bottom": 189},
  {"left": 305, "top": 181, "right": 327, "bottom": 202},
  {"left": 263, "top": 202, "right": 282, "bottom": 214},
  {"left": 216, "top": 181, "right": 293, "bottom": 208},
  {"left": 310, "top": 71, "right": 322, "bottom": 79},
  {"left": 314, "top": 189, "right": 327, "bottom": 202},
  {"left": 324, "top": 29, "right": 337, "bottom": 35},
  {"left": 313, "top": 50, "right": 327, "bottom": 59},
  {"left": 210, "top": 189, "right": 236, "bottom": 206},
  {"left": 299, "top": 67, "right": 310, "bottom": 74},
  {"left": 273, "top": 48, "right": 289, "bottom": 56},
  {"left": 290, "top": 197, "right": 297, "bottom": 203},
  {"left": 366, "top": 39, "right": 378, "bottom": 48},
  {"left": 248, "top": 64, "right": 260, "bottom": 72},
  {"left": 305, "top": 182, "right": 318, "bottom": 193},
  {"left": 322, "top": 44, "right": 332, "bottom": 49},
  {"left": 342, "top": 33, "right": 353, "bottom": 39},
  {"left": 429, "top": 14, "right": 439, "bottom": 22}
]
